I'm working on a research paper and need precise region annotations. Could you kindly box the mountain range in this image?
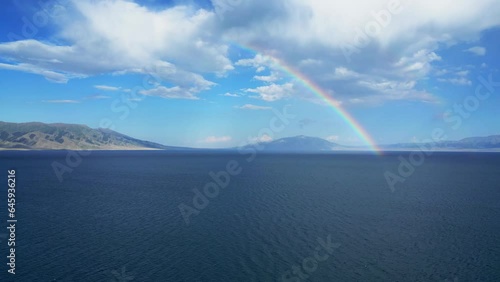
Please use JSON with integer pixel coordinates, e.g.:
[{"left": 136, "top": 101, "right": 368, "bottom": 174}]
[
  {"left": 0, "top": 121, "right": 184, "bottom": 150},
  {"left": 1, "top": 121, "right": 499, "bottom": 151}
]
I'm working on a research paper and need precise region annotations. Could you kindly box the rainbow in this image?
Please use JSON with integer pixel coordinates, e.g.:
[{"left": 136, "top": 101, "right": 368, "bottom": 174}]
[{"left": 233, "top": 43, "right": 382, "bottom": 154}]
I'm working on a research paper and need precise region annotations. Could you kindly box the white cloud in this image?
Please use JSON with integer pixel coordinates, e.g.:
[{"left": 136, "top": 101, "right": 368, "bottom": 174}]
[
  {"left": 221, "top": 0, "right": 500, "bottom": 49},
  {"left": 85, "top": 95, "right": 111, "bottom": 100},
  {"left": 245, "top": 83, "right": 294, "bottom": 101},
  {"left": 436, "top": 69, "right": 472, "bottom": 86},
  {"left": 235, "top": 54, "right": 273, "bottom": 72},
  {"left": 94, "top": 85, "right": 120, "bottom": 91},
  {"left": 1, "top": 0, "right": 499, "bottom": 106},
  {"left": 223, "top": 0, "right": 500, "bottom": 104},
  {"left": 249, "top": 134, "right": 273, "bottom": 143},
  {"left": 437, "top": 77, "right": 472, "bottom": 86},
  {"left": 328, "top": 67, "right": 360, "bottom": 80},
  {"left": 326, "top": 135, "right": 340, "bottom": 142},
  {"left": 303, "top": 49, "right": 441, "bottom": 105},
  {"left": 221, "top": 92, "right": 241, "bottom": 97},
  {"left": 355, "top": 79, "right": 437, "bottom": 104},
  {"left": 42, "top": 100, "right": 80, "bottom": 104},
  {"left": 393, "top": 50, "right": 441, "bottom": 77},
  {"left": 254, "top": 72, "right": 280, "bottom": 82},
  {"left": 435, "top": 69, "right": 449, "bottom": 76},
  {"left": 128, "top": 97, "right": 144, "bottom": 102},
  {"left": 0, "top": 0, "right": 230, "bottom": 91},
  {"left": 0, "top": 62, "right": 70, "bottom": 83},
  {"left": 139, "top": 86, "right": 199, "bottom": 100},
  {"left": 236, "top": 104, "right": 272, "bottom": 110},
  {"left": 299, "top": 59, "right": 322, "bottom": 67},
  {"left": 0, "top": 40, "right": 217, "bottom": 92},
  {"left": 201, "top": 136, "right": 232, "bottom": 143},
  {"left": 465, "top": 46, "right": 486, "bottom": 56},
  {"left": 235, "top": 46, "right": 442, "bottom": 105}
]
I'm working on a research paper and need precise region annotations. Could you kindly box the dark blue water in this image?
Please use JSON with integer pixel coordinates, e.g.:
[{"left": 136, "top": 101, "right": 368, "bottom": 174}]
[{"left": 0, "top": 151, "right": 499, "bottom": 281}]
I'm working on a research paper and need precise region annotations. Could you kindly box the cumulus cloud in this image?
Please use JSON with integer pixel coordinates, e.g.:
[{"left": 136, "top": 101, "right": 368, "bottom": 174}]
[
  {"left": 254, "top": 72, "right": 280, "bottom": 82},
  {"left": 311, "top": 50, "right": 442, "bottom": 105},
  {"left": 245, "top": 83, "right": 295, "bottom": 101},
  {"left": 221, "top": 0, "right": 500, "bottom": 104},
  {"left": 1, "top": 0, "right": 499, "bottom": 106},
  {"left": 0, "top": 0, "right": 230, "bottom": 91},
  {"left": 221, "top": 0, "right": 500, "bottom": 50},
  {"left": 235, "top": 54, "right": 274, "bottom": 72}
]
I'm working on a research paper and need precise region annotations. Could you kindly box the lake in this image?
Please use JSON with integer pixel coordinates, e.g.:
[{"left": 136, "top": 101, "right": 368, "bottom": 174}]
[{"left": 0, "top": 151, "right": 499, "bottom": 281}]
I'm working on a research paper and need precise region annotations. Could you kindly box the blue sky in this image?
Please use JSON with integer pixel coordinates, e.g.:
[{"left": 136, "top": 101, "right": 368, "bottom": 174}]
[{"left": 0, "top": 0, "right": 499, "bottom": 148}]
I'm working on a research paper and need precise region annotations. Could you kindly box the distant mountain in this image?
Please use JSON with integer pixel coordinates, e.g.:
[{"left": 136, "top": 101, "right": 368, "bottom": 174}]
[
  {"left": 243, "top": 134, "right": 500, "bottom": 152},
  {"left": 455, "top": 135, "right": 500, "bottom": 148},
  {"left": 0, "top": 121, "right": 184, "bottom": 150},
  {"left": 383, "top": 135, "right": 500, "bottom": 150},
  {"left": 241, "top": 135, "right": 344, "bottom": 152}
]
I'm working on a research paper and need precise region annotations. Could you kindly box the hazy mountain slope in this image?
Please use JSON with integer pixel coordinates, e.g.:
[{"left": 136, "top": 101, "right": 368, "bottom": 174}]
[
  {"left": 0, "top": 121, "right": 181, "bottom": 150},
  {"left": 244, "top": 135, "right": 500, "bottom": 152},
  {"left": 382, "top": 135, "right": 500, "bottom": 150},
  {"left": 241, "top": 135, "right": 343, "bottom": 152},
  {"left": 456, "top": 135, "right": 500, "bottom": 148}
]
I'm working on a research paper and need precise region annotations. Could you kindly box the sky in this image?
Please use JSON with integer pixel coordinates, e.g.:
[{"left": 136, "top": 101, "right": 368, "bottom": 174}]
[{"left": 0, "top": 0, "right": 499, "bottom": 148}]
